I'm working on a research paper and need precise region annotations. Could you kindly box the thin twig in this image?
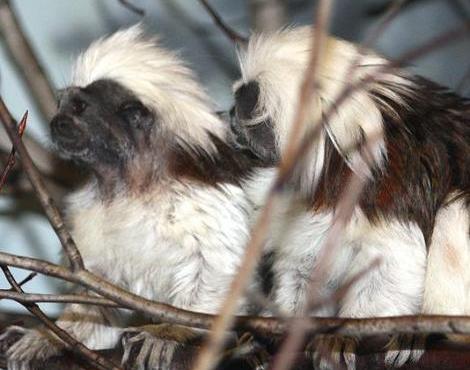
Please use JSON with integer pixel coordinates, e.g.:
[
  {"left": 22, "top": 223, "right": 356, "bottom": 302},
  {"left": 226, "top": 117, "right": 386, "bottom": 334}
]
[
  {"left": 0, "top": 290, "right": 118, "bottom": 307},
  {"left": 268, "top": 20, "right": 470, "bottom": 370},
  {"left": 0, "top": 111, "right": 27, "bottom": 190},
  {"left": 281, "top": 21, "right": 470, "bottom": 187},
  {"left": 270, "top": 262, "right": 380, "bottom": 370},
  {"left": 16, "top": 272, "right": 37, "bottom": 287},
  {"left": 117, "top": 0, "right": 145, "bottom": 16},
  {"left": 363, "top": 0, "right": 410, "bottom": 47},
  {"left": 194, "top": 18, "right": 470, "bottom": 370},
  {"left": 0, "top": 266, "right": 120, "bottom": 370},
  {"left": 279, "top": 0, "right": 334, "bottom": 176},
  {"left": 192, "top": 2, "right": 334, "bottom": 370},
  {"left": 365, "top": 0, "right": 427, "bottom": 17},
  {"left": 0, "top": 0, "right": 56, "bottom": 122},
  {"left": 0, "top": 100, "right": 85, "bottom": 272},
  {"left": 198, "top": 0, "right": 247, "bottom": 45}
]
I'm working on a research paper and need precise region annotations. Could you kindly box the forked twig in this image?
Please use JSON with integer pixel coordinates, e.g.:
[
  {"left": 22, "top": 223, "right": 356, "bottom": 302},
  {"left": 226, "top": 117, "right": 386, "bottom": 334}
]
[{"left": 0, "top": 266, "right": 121, "bottom": 370}]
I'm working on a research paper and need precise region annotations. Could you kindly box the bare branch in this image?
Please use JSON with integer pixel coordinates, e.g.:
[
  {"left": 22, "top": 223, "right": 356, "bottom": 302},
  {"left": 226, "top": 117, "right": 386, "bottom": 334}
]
[
  {"left": 4, "top": 250, "right": 470, "bottom": 339},
  {"left": 0, "top": 0, "right": 57, "bottom": 122},
  {"left": 198, "top": 0, "right": 247, "bottom": 45},
  {"left": 192, "top": 2, "right": 334, "bottom": 369},
  {"left": 0, "top": 266, "right": 121, "bottom": 370},
  {"left": 0, "top": 290, "right": 118, "bottom": 308},
  {"left": 249, "top": 0, "right": 287, "bottom": 33},
  {"left": 117, "top": 0, "right": 145, "bottom": 16},
  {"left": 0, "top": 99, "right": 85, "bottom": 272},
  {"left": 0, "top": 110, "right": 27, "bottom": 189},
  {"left": 2, "top": 319, "right": 470, "bottom": 370},
  {"left": 16, "top": 272, "right": 37, "bottom": 287},
  {"left": 271, "top": 258, "right": 382, "bottom": 370}
]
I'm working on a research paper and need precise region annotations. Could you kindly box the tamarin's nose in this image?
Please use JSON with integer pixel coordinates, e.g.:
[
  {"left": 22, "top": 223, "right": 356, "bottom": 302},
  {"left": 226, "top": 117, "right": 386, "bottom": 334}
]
[{"left": 50, "top": 115, "right": 81, "bottom": 142}]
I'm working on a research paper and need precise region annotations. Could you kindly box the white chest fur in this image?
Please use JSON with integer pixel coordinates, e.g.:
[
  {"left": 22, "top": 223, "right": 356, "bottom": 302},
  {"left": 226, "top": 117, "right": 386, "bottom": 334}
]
[{"left": 66, "top": 181, "right": 254, "bottom": 314}]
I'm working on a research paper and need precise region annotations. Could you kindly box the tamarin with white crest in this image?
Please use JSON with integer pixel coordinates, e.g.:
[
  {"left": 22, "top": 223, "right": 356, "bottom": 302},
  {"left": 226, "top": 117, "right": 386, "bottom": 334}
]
[
  {"left": 231, "top": 26, "right": 469, "bottom": 370},
  {"left": 2, "top": 25, "right": 270, "bottom": 370}
]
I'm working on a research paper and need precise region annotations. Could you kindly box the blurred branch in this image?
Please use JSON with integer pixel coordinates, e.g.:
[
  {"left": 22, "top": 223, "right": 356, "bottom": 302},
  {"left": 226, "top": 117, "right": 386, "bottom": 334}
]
[
  {"left": 0, "top": 0, "right": 57, "bottom": 122},
  {"left": 116, "top": 0, "right": 144, "bottom": 16},
  {"left": 366, "top": 0, "right": 428, "bottom": 17},
  {"left": 192, "top": 1, "right": 334, "bottom": 369},
  {"left": 192, "top": 15, "right": 470, "bottom": 370},
  {"left": 249, "top": 0, "right": 287, "bottom": 33},
  {"left": 198, "top": 0, "right": 247, "bottom": 44}
]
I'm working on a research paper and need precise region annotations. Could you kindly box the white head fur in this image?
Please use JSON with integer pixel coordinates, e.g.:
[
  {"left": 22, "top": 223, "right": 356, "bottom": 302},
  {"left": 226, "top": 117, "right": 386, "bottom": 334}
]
[
  {"left": 234, "top": 26, "right": 414, "bottom": 188},
  {"left": 72, "top": 24, "right": 225, "bottom": 151}
]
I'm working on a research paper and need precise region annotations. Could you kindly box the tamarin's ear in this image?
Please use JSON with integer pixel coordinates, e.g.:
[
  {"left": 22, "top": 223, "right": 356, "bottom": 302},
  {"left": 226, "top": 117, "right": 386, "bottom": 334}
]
[{"left": 118, "top": 101, "right": 154, "bottom": 130}]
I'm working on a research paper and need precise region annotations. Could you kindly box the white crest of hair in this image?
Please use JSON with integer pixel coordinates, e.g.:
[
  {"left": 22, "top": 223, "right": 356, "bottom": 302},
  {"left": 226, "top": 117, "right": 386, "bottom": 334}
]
[
  {"left": 72, "top": 24, "right": 225, "bottom": 151},
  {"left": 236, "top": 26, "right": 415, "bottom": 184}
]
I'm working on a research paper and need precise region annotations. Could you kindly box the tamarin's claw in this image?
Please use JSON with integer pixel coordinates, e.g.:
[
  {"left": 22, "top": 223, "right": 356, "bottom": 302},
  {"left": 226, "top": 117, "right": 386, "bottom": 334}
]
[
  {"left": 384, "top": 334, "right": 425, "bottom": 367},
  {"left": 121, "top": 324, "right": 198, "bottom": 370},
  {"left": 306, "top": 334, "right": 358, "bottom": 370},
  {"left": 2, "top": 326, "right": 63, "bottom": 370}
]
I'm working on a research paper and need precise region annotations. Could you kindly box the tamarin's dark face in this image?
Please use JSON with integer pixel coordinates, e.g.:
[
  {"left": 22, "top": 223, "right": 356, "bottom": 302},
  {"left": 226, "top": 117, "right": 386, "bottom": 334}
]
[
  {"left": 231, "top": 80, "right": 279, "bottom": 166},
  {"left": 51, "top": 79, "right": 155, "bottom": 169}
]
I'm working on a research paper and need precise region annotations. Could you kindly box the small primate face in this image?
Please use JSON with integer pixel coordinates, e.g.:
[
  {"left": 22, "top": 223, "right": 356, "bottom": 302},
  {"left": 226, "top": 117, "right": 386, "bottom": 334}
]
[
  {"left": 51, "top": 79, "right": 155, "bottom": 168},
  {"left": 231, "top": 80, "right": 279, "bottom": 166}
]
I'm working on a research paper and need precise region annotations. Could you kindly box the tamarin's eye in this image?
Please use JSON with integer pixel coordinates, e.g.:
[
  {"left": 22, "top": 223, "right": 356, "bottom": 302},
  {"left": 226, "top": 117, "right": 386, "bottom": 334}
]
[
  {"left": 118, "top": 101, "right": 152, "bottom": 129},
  {"left": 71, "top": 97, "right": 88, "bottom": 115}
]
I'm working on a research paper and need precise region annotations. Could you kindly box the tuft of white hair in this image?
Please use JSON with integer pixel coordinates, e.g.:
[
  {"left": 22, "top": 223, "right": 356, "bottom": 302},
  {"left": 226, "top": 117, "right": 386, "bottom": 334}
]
[
  {"left": 72, "top": 24, "right": 225, "bottom": 150},
  {"left": 236, "top": 26, "right": 415, "bottom": 183}
]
